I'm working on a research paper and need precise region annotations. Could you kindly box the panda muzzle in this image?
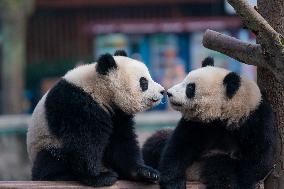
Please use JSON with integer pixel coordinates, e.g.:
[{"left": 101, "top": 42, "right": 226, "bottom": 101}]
[{"left": 151, "top": 98, "right": 160, "bottom": 102}]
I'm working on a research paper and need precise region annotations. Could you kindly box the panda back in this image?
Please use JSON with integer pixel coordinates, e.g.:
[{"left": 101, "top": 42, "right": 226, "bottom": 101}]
[{"left": 27, "top": 93, "right": 62, "bottom": 163}]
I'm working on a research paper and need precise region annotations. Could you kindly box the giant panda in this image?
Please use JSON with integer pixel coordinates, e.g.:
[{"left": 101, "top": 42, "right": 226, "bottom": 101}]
[
  {"left": 142, "top": 57, "right": 276, "bottom": 189},
  {"left": 27, "top": 50, "right": 165, "bottom": 187}
]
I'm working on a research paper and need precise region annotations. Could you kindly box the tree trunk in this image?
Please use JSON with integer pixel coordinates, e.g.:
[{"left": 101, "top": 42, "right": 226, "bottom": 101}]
[
  {"left": 1, "top": 15, "right": 27, "bottom": 114},
  {"left": 257, "top": 0, "right": 284, "bottom": 188},
  {"left": 0, "top": 0, "right": 34, "bottom": 114}
]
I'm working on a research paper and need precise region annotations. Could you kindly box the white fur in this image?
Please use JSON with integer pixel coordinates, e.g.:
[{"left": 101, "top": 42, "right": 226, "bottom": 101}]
[
  {"left": 26, "top": 94, "right": 62, "bottom": 163},
  {"left": 64, "top": 63, "right": 97, "bottom": 86},
  {"left": 64, "top": 56, "right": 164, "bottom": 114},
  {"left": 63, "top": 63, "right": 114, "bottom": 112},
  {"left": 111, "top": 56, "right": 164, "bottom": 113},
  {"left": 168, "top": 66, "right": 261, "bottom": 126}
]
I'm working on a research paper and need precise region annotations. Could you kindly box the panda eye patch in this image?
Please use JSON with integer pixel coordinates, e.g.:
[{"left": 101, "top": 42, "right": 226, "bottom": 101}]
[
  {"left": 140, "top": 77, "right": 148, "bottom": 92},
  {"left": 186, "top": 83, "right": 196, "bottom": 98}
]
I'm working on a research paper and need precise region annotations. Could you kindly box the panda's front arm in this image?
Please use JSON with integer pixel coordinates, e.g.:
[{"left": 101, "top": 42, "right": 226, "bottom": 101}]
[
  {"left": 59, "top": 109, "right": 114, "bottom": 178},
  {"left": 104, "top": 109, "right": 159, "bottom": 183},
  {"left": 159, "top": 119, "right": 202, "bottom": 189}
]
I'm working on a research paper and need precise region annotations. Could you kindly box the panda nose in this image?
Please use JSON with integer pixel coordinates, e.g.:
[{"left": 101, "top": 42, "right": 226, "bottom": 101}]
[
  {"left": 160, "top": 90, "right": 166, "bottom": 95},
  {"left": 167, "top": 92, "right": 173, "bottom": 97}
]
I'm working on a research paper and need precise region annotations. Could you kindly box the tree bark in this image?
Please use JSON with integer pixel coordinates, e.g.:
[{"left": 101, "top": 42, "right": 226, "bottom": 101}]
[
  {"left": 257, "top": 1, "right": 284, "bottom": 188},
  {"left": 203, "top": 30, "right": 265, "bottom": 67},
  {"left": 0, "top": 0, "right": 34, "bottom": 114}
]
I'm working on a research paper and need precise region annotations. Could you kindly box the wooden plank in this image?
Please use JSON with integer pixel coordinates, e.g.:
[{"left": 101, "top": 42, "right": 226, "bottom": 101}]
[
  {"left": 0, "top": 181, "right": 203, "bottom": 189},
  {"left": 36, "top": 0, "right": 220, "bottom": 8},
  {"left": 0, "top": 181, "right": 264, "bottom": 189}
]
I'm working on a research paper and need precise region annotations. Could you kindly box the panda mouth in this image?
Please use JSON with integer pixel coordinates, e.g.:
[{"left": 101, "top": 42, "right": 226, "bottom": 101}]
[
  {"left": 151, "top": 98, "right": 160, "bottom": 103},
  {"left": 170, "top": 101, "right": 182, "bottom": 107}
]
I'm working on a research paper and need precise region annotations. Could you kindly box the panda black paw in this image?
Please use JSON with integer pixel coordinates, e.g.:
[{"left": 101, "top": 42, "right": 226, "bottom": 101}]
[
  {"left": 80, "top": 171, "right": 118, "bottom": 187},
  {"left": 133, "top": 165, "right": 160, "bottom": 183},
  {"left": 160, "top": 178, "right": 186, "bottom": 189}
]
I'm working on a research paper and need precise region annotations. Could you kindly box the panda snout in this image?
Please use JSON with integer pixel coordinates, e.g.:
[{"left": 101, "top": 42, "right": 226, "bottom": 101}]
[
  {"left": 149, "top": 90, "right": 165, "bottom": 103},
  {"left": 167, "top": 92, "right": 173, "bottom": 97}
]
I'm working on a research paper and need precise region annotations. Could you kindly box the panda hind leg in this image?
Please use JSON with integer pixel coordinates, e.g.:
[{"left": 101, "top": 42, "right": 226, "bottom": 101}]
[
  {"left": 32, "top": 148, "right": 75, "bottom": 181},
  {"left": 200, "top": 154, "right": 240, "bottom": 189},
  {"left": 32, "top": 148, "right": 118, "bottom": 186}
]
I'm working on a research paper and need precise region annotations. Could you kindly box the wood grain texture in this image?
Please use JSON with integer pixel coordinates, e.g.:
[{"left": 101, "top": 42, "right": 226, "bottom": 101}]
[
  {"left": 0, "top": 181, "right": 264, "bottom": 189},
  {"left": 0, "top": 181, "right": 203, "bottom": 189},
  {"left": 203, "top": 29, "right": 265, "bottom": 67},
  {"left": 257, "top": 1, "right": 284, "bottom": 189}
]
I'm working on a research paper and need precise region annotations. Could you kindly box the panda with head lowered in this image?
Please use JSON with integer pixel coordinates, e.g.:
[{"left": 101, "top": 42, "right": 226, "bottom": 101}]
[
  {"left": 142, "top": 57, "right": 276, "bottom": 189},
  {"left": 27, "top": 50, "right": 165, "bottom": 186}
]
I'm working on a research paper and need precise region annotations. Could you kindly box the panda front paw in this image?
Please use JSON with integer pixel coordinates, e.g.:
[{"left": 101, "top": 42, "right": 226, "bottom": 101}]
[
  {"left": 160, "top": 178, "right": 186, "bottom": 189},
  {"left": 133, "top": 165, "right": 160, "bottom": 183},
  {"left": 80, "top": 171, "right": 118, "bottom": 187}
]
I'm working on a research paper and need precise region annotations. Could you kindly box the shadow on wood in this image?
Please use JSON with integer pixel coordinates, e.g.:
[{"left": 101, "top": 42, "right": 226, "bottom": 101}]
[{"left": 0, "top": 181, "right": 264, "bottom": 189}]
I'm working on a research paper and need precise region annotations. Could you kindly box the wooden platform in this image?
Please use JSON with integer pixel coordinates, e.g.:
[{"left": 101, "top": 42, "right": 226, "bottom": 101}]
[{"left": 0, "top": 181, "right": 264, "bottom": 189}]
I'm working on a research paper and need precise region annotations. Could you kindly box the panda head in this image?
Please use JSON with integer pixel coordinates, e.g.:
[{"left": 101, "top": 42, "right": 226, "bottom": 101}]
[
  {"left": 65, "top": 50, "right": 164, "bottom": 114},
  {"left": 167, "top": 57, "right": 262, "bottom": 126}
]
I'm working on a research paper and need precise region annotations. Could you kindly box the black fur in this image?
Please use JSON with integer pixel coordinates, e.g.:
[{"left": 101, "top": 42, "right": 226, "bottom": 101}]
[
  {"left": 142, "top": 129, "right": 173, "bottom": 169},
  {"left": 140, "top": 77, "right": 148, "bottom": 92},
  {"left": 114, "top": 50, "right": 128, "bottom": 57},
  {"left": 33, "top": 79, "right": 159, "bottom": 186},
  {"left": 32, "top": 148, "right": 76, "bottom": 181},
  {"left": 143, "top": 94, "right": 275, "bottom": 189},
  {"left": 223, "top": 72, "right": 241, "bottom": 99},
  {"left": 186, "top": 83, "right": 196, "bottom": 99},
  {"left": 96, "top": 53, "right": 117, "bottom": 75},
  {"left": 202, "top": 57, "right": 214, "bottom": 67}
]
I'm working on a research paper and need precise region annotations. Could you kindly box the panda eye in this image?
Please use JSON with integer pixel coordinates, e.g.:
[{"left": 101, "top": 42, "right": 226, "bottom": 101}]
[
  {"left": 140, "top": 77, "right": 148, "bottom": 92},
  {"left": 186, "top": 83, "right": 195, "bottom": 98}
]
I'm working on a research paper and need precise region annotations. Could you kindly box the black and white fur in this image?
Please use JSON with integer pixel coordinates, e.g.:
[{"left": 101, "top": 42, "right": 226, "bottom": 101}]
[
  {"left": 142, "top": 57, "right": 276, "bottom": 189},
  {"left": 27, "top": 50, "right": 165, "bottom": 186}
]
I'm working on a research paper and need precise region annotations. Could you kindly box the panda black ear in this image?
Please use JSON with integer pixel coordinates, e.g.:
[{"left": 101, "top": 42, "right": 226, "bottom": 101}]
[
  {"left": 114, "top": 49, "right": 128, "bottom": 57},
  {"left": 96, "top": 53, "right": 117, "bottom": 75},
  {"left": 202, "top": 56, "right": 214, "bottom": 67},
  {"left": 223, "top": 72, "right": 241, "bottom": 99}
]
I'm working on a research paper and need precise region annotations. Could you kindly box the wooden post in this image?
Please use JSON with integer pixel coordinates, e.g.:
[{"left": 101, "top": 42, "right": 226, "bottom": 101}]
[{"left": 0, "top": 0, "right": 34, "bottom": 114}]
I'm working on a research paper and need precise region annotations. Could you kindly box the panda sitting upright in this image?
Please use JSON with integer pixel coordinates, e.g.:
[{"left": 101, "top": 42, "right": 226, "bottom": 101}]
[
  {"left": 27, "top": 50, "right": 164, "bottom": 186},
  {"left": 143, "top": 57, "right": 275, "bottom": 189}
]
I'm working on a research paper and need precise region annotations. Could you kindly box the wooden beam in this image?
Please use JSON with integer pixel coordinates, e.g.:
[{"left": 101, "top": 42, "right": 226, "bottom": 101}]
[
  {"left": 36, "top": 0, "right": 220, "bottom": 8},
  {"left": 0, "top": 181, "right": 264, "bottom": 189},
  {"left": 86, "top": 17, "right": 241, "bottom": 34},
  {"left": 0, "top": 181, "right": 204, "bottom": 189}
]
